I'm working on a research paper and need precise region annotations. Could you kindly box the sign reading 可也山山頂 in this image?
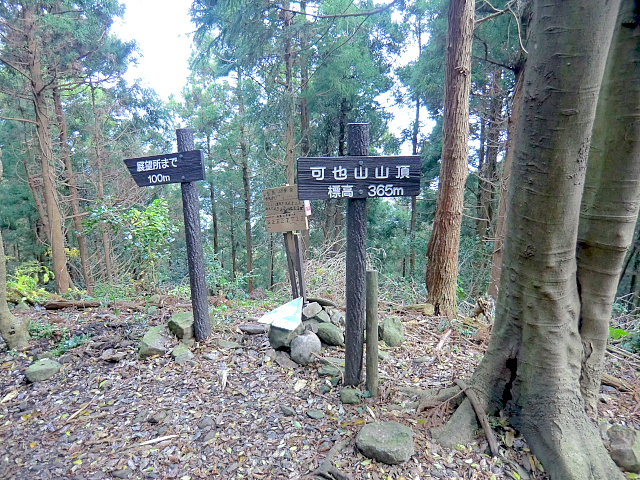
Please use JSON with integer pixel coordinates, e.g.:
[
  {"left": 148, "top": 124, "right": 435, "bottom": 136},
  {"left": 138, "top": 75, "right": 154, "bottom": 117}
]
[
  {"left": 123, "top": 150, "right": 205, "bottom": 187},
  {"left": 296, "top": 155, "right": 421, "bottom": 200}
]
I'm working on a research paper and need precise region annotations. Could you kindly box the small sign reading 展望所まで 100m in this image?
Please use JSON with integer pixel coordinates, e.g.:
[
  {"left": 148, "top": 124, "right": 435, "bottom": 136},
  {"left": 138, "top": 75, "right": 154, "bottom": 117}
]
[
  {"left": 123, "top": 150, "right": 205, "bottom": 187},
  {"left": 296, "top": 155, "right": 421, "bottom": 200}
]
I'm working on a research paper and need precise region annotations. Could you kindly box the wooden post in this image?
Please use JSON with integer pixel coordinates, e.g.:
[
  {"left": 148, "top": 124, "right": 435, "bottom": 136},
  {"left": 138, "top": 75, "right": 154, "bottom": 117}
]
[
  {"left": 294, "top": 233, "right": 307, "bottom": 302},
  {"left": 344, "top": 123, "right": 368, "bottom": 386},
  {"left": 366, "top": 270, "right": 379, "bottom": 397},
  {"left": 177, "top": 128, "right": 211, "bottom": 341},
  {"left": 283, "top": 232, "right": 299, "bottom": 299}
]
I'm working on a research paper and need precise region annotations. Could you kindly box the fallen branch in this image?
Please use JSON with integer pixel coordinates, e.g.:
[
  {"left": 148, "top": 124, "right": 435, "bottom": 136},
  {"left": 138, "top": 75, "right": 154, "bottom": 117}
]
[
  {"left": 453, "top": 379, "right": 499, "bottom": 457},
  {"left": 602, "top": 372, "right": 635, "bottom": 393},
  {"left": 306, "top": 438, "right": 353, "bottom": 480}
]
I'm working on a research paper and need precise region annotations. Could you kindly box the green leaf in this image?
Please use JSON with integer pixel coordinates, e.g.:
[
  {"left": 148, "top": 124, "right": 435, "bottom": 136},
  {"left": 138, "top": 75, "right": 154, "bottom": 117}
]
[{"left": 625, "top": 473, "right": 639, "bottom": 479}]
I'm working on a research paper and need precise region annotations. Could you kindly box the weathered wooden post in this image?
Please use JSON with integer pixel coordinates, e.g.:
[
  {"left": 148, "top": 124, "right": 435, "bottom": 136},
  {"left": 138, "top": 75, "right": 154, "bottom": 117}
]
[
  {"left": 123, "top": 129, "right": 210, "bottom": 341},
  {"left": 345, "top": 123, "right": 368, "bottom": 385},
  {"left": 176, "top": 129, "right": 210, "bottom": 341},
  {"left": 366, "top": 269, "right": 379, "bottom": 397},
  {"left": 296, "top": 122, "right": 420, "bottom": 385}
]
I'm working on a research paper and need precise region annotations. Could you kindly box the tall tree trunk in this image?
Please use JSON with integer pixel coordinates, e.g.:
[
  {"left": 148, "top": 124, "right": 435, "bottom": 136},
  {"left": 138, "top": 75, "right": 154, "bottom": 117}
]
[
  {"left": 230, "top": 199, "right": 237, "bottom": 279},
  {"left": 575, "top": 0, "right": 640, "bottom": 417},
  {"left": 52, "top": 84, "right": 93, "bottom": 294},
  {"left": 283, "top": 0, "right": 295, "bottom": 185},
  {"left": 25, "top": 6, "right": 70, "bottom": 293},
  {"left": 477, "top": 69, "right": 502, "bottom": 240},
  {"left": 0, "top": 160, "right": 28, "bottom": 350},
  {"left": 476, "top": 87, "right": 487, "bottom": 239},
  {"left": 409, "top": 22, "right": 423, "bottom": 276},
  {"left": 236, "top": 70, "right": 253, "bottom": 292},
  {"left": 299, "top": 1, "right": 311, "bottom": 258},
  {"left": 425, "top": 0, "right": 474, "bottom": 317},
  {"left": 90, "top": 84, "right": 113, "bottom": 282},
  {"left": 432, "top": 2, "right": 630, "bottom": 478},
  {"left": 488, "top": 65, "right": 524, "bottom": 299}
]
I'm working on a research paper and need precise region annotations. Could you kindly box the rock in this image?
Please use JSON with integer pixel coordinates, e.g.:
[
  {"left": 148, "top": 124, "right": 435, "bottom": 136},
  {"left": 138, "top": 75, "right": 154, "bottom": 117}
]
[
  {"left": 149, "top": 410, "right": 168, "bottom": 424},
  {"left": 379, "top": 350, "right": 390, "bottom": 361},
  {"left": 303, "top": 320, "right": 319, "bottom": 334},
  {"left": 318, "top": 365, "right": 342, "bottom": 377},
  {"left": 217, "top": 339, "right": 242, "bottom": 349},
  {"left": 203, "top": 431, "right": 216, "bottom": 442},
  {"left": 100, "top": 349, "right": 126, "bottom": 362},
  {"left": 313, "top": 310, "right": 331, "bottom": 323},
  {"left": 149, "top": 294, "right": 162, "bottom": 304},
  {"left": 320, "top": 356, "right": 345, "bottom": 367},
  {"left": 275, "top": 351, "right": 299, "bottom": 369},
  {"left": 290, "top": 331, "right": 321, "bottom": 365},
  {"left": 198, "top": 416, "right": 215, "bottom": 429},
  {"left": 171, "top": 344, "right": 194, "bottom": 364},
  {"left": 329, "top": 376, "right": 340, "bottom": 386},
  {"left": 330, "top": 311, "right": 345, "bottom": 326},
  {"left": 306, "top": 297, "right": 336, "bottom": 307},
  {"left": 340, "top": 387, "right": 361, "bottom": 405},
  {"left": 608, "top": 424, "right": 640, "bottom": 472},
  {"left": 167, "top": 312, "right": 194, "bottom": 340},
  {"left": 203, "top": 352, "right": 219, "bottom": 362},
  {"left": 413, "top": 356, "right": 430, "bottom": 364},
  {"left": 25, "top": 359, "right": 61, "bottom": 382},
  {"left": 356, "top": 421, "right": 414, "bottom": 465},
  {"left": 239, "top": 324, "right": 268, "bottom": 334},
  {"left": 281, "top": 405, "right": 296, "bottom": 416},
  {"left": 14, "top": 302, "right": 30, "bottom": 312},
  {"left": 112, "top": 468, "right": 132, "bottom": 479},
  {"left": 316, "top": 323, "right": 345, "bottom": 347},
  {"left": 35, "top": 351, "right": 52, "bottom": 360},
  {"left": 133, "top": 410, "right": 148, "bottom": 424},
  {"left": 302, "top": 302, "right": 323, "bottom": 320},
  {"left": 379, "top": 316, "right": 405, "bottom": 347},
  {"left": 307, "top": 409, "right": 325, "bottom": 419},
  {"left": 57, "top": 354, "right": 76, "bottom": 364},
  {"left": 268, "top": 322, "right": 304, "bottom": 349},
  {"left": 147, "top": 306, "right": 158, "bottom": 315},
  {"left": 319, "top": 385, "right": 331, "bottom": 394},
  {"left": 139, "top": 325, "right": 171, "bottom": 358}
]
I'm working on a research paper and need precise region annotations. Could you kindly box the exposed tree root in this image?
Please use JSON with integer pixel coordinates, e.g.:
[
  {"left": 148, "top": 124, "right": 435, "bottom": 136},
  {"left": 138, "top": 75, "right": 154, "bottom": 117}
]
[
  {"left": 453, "top": 379, "right": 499, "bottom": 457},
  {"left": 307, "top": 439, "right": 353, "bottom": 480}
]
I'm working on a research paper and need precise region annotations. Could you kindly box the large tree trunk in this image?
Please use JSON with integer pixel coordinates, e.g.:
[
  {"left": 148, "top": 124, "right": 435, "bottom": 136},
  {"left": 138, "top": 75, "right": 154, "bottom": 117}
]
[
  {"left": 425, "top": 0, "right": 474, "bottom": 316},
  {"left": 299, "top": 2, "right": 311, "bottom": 259},
  {"left": 575, "top": 0, "right": 640, "bottom": 418},
  {"left": 52, "top": 84, "right": 93, "bottom": 294},
  {"left": 25, "top": 6, "right": 70, "bottom": 293},
  {"left": 432, "top": 1, "right": 632, "bottom": 478},
  {"left": 0, "top": 160, "right": 29, "bottom": 350},
  {"left": 488, "top": 65, "right": 524, "bottom": 299},
  {"left": 283, "top": 0, "right": 295, "bottom": 185}
]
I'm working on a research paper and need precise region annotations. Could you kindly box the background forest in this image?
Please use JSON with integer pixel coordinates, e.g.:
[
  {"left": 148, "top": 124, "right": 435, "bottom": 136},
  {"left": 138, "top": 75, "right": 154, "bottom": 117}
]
[{"left": 1, "top": 0, "right": 637, "bottom": 312}]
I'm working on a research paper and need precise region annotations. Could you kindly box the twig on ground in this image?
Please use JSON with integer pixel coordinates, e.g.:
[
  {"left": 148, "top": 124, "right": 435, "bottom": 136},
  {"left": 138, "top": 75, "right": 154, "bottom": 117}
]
[
  {"left": 454, "top": 379, "right": 499, "bottom": 457},
  {"left": 306, "top": 438, "right": 353, "bottom": 480}
]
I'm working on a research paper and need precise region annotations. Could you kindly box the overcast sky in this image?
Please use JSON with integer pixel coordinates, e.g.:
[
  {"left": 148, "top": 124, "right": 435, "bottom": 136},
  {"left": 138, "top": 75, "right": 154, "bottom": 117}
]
[{"left": 111, "top": 0, "right": 428, "bottom": 153}]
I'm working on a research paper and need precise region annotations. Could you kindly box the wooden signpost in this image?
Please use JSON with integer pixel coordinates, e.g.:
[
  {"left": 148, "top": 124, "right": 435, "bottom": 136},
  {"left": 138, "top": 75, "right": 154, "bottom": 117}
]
[
  {"left": 297, "top": 123, "right": 421, "bottom": 386},
  {"left": 263, "top": 185, "right": 309, "bottom": 301},
  {"left": 124, "top": 129, "right": 211, "bottom": 341}
]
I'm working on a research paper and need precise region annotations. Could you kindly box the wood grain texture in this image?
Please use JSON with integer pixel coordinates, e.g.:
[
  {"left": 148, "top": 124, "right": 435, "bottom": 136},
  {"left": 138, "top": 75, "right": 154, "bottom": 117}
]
[
  {"left": 178, "top": 129, "right": 210, "bottom": 341},
  {"left": 344, "top": 123, "right": 369, "bottom": 386},
  {"left": 365, "top": 270, "right": 379, "bottom": 397},
  {"left": 124, "top": 150, "right": 205, "bottom": 187}
]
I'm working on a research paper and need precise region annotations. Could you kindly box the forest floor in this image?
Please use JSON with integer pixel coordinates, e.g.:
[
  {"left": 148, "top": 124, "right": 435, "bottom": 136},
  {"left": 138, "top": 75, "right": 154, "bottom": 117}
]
[{"left": 0, "top": 297, "right": 639, "bottom": 480}]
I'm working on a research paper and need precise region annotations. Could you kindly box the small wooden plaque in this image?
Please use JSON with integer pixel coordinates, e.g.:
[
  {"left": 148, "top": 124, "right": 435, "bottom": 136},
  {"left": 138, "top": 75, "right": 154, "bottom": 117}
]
[{"left": 263, "top": 185, "right": 309, "bottom": 233}]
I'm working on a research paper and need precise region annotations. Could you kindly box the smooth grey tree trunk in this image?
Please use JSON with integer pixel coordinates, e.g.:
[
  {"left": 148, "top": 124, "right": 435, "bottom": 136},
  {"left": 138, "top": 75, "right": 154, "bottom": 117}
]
[{"left": 432, "top": 1, "right": 633, "bottom": 479}]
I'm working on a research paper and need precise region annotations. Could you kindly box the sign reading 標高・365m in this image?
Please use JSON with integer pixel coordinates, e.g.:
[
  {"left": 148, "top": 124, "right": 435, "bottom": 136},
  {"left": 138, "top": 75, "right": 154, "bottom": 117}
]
[
  {"left": 296, "top": 155, "right": 420, "bottom": 200},
  {"left": 124, "top": 150, "right": 205, "bottom": 187}
]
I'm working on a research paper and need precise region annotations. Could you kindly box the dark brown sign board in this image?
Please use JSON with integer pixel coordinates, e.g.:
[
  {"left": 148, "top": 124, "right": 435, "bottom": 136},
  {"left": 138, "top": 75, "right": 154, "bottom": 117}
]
[
  {"left": 297, "top": 155, "right": 421, "bottom": 200},
  {"left": 123, "top": 150, "right": 205, "bottom": 187}
]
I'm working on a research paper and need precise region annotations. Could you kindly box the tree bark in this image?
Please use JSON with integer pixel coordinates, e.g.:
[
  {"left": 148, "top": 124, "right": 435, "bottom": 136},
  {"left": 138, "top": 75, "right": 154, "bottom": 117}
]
[
  {"left": 283, "top": 0, "right": 295, "bottom": 185},
  {"left": 0, "top": 160, "right": 29, "bottom": 350},
  {"left": 90, "top": 83, "right": 113, "bottom": 282},
  {"left": 52, "top": 84, "right": 93, "bottom": 294},
  {"left": 425, "top": 0, "right": 474, "bottom": 317},
  {"left": 488, "top": 66, "right": 524, "bottom": 299},
  {"left": 576, "top": 0, "right": 640, "bottom": 418},
  {"left": 236, "top": 69, "right": 253, "bottom": 293},
  {"left": 432, "top": 2, "right": 629, "bottom": 478},
  {"left": 25, "top": 5, "right": 70, "bottom": 293}
]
